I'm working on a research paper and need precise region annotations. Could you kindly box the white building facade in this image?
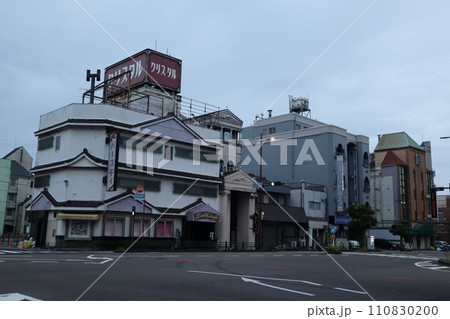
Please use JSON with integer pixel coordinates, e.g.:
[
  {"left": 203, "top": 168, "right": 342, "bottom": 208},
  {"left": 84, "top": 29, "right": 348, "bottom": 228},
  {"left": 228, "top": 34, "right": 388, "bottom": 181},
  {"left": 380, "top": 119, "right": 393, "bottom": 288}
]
[{"left": 27, "top": 103, "right": 223, "bottom": 249}]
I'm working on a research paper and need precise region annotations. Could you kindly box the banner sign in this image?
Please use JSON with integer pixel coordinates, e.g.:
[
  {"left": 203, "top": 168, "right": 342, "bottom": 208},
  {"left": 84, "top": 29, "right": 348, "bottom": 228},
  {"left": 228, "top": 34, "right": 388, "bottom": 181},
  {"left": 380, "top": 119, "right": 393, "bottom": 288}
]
[
  {"left": 107, "top": 132, "right": 119, "bottom": 191},
  {"left": 336, "top": 155, "right": 344, "bottom": 212}
]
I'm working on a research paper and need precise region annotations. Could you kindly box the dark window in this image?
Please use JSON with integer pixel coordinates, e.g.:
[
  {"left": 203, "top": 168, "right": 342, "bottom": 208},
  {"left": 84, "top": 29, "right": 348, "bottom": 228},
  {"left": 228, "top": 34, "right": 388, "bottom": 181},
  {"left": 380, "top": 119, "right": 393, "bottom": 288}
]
[
  {"left": 34, "top": 175, "right": 50, "bottom": 188},
  {"left": 38, "top": 136, "right": 54, "bottom": 150},
  {"left": 173, "top": 183, "right": 217, "bottom": 197},
  {"left": 118, "top": 178, "right": 161, "bottom": 192},
  {"left": 175, "top": 147, "right": 193, "bottom": 159},
  {"left": 55, "top": 135, "right": 61, "bottom": 151}
]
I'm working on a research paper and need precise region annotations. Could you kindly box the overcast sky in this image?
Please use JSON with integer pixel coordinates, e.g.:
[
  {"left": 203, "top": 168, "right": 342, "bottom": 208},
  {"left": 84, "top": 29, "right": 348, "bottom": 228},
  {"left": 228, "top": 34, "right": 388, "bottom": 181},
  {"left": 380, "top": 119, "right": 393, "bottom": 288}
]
[{"left": 1, "top": 0, "right": 449, "bottom": 190}]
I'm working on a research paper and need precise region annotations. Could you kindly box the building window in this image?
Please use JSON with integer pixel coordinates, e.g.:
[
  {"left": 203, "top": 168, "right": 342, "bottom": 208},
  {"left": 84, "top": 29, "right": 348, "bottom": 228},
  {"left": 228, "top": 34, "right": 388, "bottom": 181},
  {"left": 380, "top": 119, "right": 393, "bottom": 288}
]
[
  {"left": 8, "top": 193, "right": 16, "bottom": 202},
  {"left": 67, "top": 220, "right": 91, "bottom": 240},
  {"left": 175, "top": 147, "right": 193, "bottom": 159},
  {"left": 104, "top": 218, "right": 124, "bottom": 237},
  {"left": 308, "top": 201, "right": 321, "bottom": 210},
  {"left": 10, "top": 178, "right": 16, "bottom": 187},
  {"left": 55, "top": 135, "right": 61, "bottom": 151},
  {"left": 133, "top": 220, "right": 151, "bottom": 237},
  {"left": 6, "top": 209, "right": 14, "bottom": 216},
  {"left": 157, "top": 220, "right": 173, "bottom": 237},
  {"left": 164, "top": 146, "right": 173, "bottom": 161},
  {"left": 269, "top": 127, "right": 276, "bottom": 134},
  {"left": 173, "top": 183, "right": 217, "bottom": 197},
  {"left": 223, "top": 131, "right": 230, "bottom": 143},
  {"left": 363, "top": 177, "right": 370, "bottom": 193},
  {"left": 34, "top": 175, "right": 50, "bottom": 188},
  {"left": 415, "top": 153, "right": 421, "bottom": 166},
  {"left": 37, "top": 136, "right": 54, "bottom": 150},
  {"left": 363, "top": 152, "right": 369, "bottom": 168}
]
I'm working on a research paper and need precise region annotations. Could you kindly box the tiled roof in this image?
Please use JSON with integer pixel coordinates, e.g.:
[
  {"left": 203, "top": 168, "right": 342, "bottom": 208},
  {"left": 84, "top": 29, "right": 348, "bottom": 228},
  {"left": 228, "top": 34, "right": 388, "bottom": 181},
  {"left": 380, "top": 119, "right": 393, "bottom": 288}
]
[{"left": 375, "top": 132, "right": 422, "bottom": 151}]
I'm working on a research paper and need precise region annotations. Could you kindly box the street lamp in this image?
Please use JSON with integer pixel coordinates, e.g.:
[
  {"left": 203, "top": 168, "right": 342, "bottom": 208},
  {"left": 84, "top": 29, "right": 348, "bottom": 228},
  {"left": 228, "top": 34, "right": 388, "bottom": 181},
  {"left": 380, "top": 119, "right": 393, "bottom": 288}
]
[
  {"left": 258, "top": 133, "right": 274, "bottom": 250},
  {"left": 440, "top": 137, "right": 450, "bottom": 139}
]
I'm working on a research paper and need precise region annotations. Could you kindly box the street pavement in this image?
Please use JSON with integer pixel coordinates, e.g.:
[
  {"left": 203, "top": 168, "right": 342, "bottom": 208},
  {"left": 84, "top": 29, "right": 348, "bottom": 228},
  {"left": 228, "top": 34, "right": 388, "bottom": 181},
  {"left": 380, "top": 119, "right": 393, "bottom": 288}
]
[{"left": 0, "top": 248, "right": 448, "bottom": 301}]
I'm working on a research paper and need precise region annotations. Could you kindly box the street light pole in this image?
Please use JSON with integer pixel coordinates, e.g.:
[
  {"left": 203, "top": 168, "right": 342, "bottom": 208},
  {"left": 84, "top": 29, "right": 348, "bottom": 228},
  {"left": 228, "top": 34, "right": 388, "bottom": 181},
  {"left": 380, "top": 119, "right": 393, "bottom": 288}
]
[{"left": 259, "top": 133, "right": 263, "bottom": 250}]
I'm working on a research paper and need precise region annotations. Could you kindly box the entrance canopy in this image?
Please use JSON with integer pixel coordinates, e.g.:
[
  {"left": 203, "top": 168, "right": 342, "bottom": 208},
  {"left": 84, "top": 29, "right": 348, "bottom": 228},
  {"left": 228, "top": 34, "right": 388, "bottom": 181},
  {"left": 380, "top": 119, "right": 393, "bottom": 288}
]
[
  {"left": 186, "top": 202, "right": 221, "bottom": 223},
  {"left": 411, "top": 223, "right": 434, "bottom": 235}
]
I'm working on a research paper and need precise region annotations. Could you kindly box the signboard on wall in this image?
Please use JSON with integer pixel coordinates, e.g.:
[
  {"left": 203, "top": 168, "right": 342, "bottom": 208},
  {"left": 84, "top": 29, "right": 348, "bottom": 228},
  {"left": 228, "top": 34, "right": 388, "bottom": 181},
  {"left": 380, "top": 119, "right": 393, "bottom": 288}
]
[
  {"left": 336, "top": 155, "right": 344, "bottom": 212},
  {"left": 107, "top": 132, "right": 119, "bottom": 191},
  {"left": 105, "top": 49, "right": 182, "bottom": 95}
]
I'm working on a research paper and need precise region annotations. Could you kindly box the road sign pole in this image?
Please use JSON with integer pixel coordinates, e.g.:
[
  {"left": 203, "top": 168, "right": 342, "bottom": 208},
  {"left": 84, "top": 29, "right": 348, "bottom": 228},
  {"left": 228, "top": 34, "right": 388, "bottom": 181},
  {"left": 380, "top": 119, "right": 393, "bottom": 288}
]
[{"left": 142, "top": 189, "right": 145, "bottom": 243}]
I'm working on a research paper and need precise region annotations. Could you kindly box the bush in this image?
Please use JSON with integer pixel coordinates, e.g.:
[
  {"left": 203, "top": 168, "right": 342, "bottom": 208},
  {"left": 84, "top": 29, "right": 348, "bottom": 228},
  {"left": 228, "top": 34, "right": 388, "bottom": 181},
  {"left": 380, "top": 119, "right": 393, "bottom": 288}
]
[
  {"left": 324, "top": 246, "right": 342, "bottom": 254},
  {"left": 114, "top": 246, "right": 126, "bottom": 253},
  {"left": 438, "top": 258, "right": 450, "bottom": 265}
]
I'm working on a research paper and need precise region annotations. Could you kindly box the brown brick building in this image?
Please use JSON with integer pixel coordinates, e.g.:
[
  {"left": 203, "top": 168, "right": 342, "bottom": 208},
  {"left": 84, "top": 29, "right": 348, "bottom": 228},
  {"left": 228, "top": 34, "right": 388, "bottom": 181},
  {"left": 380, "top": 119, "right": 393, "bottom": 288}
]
[{"left": 373, "top": 132, "right": 434, "bottom": 249}]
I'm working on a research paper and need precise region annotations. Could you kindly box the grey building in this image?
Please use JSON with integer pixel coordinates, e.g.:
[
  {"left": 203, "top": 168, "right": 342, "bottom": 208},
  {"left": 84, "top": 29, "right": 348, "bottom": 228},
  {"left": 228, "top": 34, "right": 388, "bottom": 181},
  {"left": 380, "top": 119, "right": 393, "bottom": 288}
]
[{"left": 241, "top": 100, "right": 370, "bottom": 228}]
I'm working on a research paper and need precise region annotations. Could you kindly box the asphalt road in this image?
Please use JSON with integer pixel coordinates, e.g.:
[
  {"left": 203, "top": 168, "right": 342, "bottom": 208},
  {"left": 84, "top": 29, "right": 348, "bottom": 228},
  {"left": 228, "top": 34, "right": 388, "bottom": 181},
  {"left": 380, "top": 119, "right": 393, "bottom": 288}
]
[{"left": 0, "top": 249, "right": 449, "bottom": 301}]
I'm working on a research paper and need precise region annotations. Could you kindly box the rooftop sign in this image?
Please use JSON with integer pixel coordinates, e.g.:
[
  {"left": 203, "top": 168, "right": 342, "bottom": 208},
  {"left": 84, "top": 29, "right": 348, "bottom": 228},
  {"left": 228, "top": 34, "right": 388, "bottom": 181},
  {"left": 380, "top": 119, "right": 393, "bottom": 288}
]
[{"left": 105, "top": 49, "right": 182, "bottom": 95}]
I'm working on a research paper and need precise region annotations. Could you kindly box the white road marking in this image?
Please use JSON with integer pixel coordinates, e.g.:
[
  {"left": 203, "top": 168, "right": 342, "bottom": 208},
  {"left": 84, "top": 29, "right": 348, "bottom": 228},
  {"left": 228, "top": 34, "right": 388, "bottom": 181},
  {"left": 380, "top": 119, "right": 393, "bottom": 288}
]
[
  {"left": 415, "top": 261, "right": 450, "bottom": 272},
  {"left": 0, "top": 293, "right": 40, "bottom": 301},
  {"left": 189, "top": 270, "right": 322, "bottom": 286},
  {"left": 189, "top": 269, "right": 367, "bottom": 296},
  {"left": 84, "top": 255, "right": 113, "bottom": 264},
  {"left": 346, "top": 252, "right": 439, "bottom": 261},
  {"left": 333, "top": 287, "right": 367, "bottom": 294},
  {"left": 241, "top": 277, "right": 315, "bottom": 296},
  {"left": 31, "top": 260, "right": 59, "bottom": 263}
]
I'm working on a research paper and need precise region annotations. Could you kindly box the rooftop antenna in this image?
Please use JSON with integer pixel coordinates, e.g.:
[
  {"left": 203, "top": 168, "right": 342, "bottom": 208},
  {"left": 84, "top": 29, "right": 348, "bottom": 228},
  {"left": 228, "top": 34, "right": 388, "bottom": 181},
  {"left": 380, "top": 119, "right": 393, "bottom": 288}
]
[{"left": 86, "top": 69, "right": 100, "bottom": 104}]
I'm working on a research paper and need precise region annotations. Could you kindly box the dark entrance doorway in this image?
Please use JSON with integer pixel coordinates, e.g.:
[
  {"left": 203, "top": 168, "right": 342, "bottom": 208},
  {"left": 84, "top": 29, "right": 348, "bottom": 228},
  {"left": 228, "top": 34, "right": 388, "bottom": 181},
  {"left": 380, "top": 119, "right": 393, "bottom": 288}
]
[{"left": 185, "top": 221, "right": 215, "bottom": 241}]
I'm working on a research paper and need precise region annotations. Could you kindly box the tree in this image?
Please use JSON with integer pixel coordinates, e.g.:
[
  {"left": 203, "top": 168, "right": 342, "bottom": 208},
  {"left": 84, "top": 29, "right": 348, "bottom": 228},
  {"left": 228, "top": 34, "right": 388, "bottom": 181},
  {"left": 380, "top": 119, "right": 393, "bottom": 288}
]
[
  {"left": 347, "top": 204, "right": 377, "bottom": 245},
  {"left": 389, "top": 221, "right": 412, "bottom": 246}
]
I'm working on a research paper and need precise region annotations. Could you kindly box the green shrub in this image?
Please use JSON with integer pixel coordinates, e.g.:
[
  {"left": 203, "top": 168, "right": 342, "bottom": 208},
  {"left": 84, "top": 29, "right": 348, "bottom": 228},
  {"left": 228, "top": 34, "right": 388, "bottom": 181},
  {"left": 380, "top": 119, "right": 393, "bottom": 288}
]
[
  {"left": 438, "top": 258, "right": 450, "bottom": 265},
  {"left": 324, "top": 246, "right": 342, "bottom": 254}
]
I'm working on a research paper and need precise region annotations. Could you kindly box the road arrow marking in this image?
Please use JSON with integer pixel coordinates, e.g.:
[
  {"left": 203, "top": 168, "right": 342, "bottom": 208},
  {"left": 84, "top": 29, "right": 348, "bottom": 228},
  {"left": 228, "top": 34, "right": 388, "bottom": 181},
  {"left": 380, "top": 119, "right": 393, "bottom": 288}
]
[
  {"left": 85, "top": 255, "right": 113, "bottom": 264},
  {"left": 241, "top": 277, "right": 315, "bottom": 296}
]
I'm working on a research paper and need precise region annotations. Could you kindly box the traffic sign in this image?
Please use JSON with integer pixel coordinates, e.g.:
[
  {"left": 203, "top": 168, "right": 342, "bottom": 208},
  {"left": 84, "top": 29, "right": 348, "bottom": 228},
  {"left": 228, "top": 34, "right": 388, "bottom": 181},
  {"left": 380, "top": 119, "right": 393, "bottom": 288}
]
[
  {"left": 136, "top": 184, "right": 145, "bottom": 194},
  {"left": 335, "top": 215, "right": 352, "bottom": 225},
  {"left": 134, "top": 193, "right": 144, "bottom": 200},
  {"left": 330, "top": 226, "right": 338, "bottom": 234}
]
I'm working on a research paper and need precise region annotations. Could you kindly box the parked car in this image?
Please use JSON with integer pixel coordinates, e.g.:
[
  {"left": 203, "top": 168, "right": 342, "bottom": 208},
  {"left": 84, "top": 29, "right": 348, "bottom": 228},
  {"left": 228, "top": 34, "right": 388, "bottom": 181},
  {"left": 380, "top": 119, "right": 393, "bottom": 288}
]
[
  {"left": 374, "top": 238, "right": 396, "bottom": 250},
  {"left": 347, "top": 240, "right": 360, "bottom": 250},
  {"left": 434, "top": 241, "right": 449, "bottom": 251}
]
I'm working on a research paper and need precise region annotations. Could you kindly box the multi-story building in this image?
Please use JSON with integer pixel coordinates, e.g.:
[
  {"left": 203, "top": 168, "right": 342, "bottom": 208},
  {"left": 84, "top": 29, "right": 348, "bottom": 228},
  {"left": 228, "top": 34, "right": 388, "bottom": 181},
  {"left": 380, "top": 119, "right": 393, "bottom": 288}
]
[
  {"left": 27, "top": 103, "right": 223, "bottom": 248},
  {"left": 436, "top": 195, "right": 450, "bottom": 243},
  {"left": 0, "top": 147, "right": 33, "bottom": 236},
  {"left": 241, "top": 98, "right": 370, "bottom": 239},
  {"left": 372, "top": 132, "right": 434, "bottom": 249}
]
